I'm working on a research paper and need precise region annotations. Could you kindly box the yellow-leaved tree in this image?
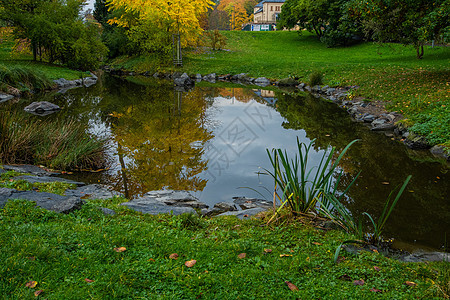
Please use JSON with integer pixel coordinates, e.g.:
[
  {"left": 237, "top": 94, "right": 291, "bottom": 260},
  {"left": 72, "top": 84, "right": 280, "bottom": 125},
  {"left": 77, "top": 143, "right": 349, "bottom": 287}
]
[{"left": 107, "top": 0, "right": 214, "bottom": 52}]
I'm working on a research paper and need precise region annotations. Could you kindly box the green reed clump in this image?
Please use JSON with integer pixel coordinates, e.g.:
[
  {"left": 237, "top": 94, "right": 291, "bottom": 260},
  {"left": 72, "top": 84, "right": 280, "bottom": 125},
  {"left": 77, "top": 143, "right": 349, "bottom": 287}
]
[
  {"left": 265, "top": 138, "right": 359, "bottom": 215},
  {"left": 0, "top": 111, "right": 106, "bottom": 170},
  {"left": 0, "top": 64, "right": 53, "bottom": 92}
]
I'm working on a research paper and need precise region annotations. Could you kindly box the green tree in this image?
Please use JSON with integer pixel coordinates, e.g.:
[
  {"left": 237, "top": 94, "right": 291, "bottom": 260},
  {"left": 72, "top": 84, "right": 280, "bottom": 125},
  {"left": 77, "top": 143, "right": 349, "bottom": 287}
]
[
  {"left": 0, "top": 0, "right": 107, "bottom": 69},
  {"left": 278, "top": 0, "right": 362, "bottom": 47},
  {"left": 349, "top": 0, "right": 449, "bottom": 58}
]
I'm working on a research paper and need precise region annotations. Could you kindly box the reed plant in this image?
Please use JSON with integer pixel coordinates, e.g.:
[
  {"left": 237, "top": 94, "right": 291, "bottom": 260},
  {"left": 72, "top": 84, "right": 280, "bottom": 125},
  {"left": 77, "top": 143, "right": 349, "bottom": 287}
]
[
  {"left": 0, "top": 111, "right": 106, "bottom": 170},
  {"left": 265, "top": 138, "right": 359, "bottom": 215},
  {"left": 0, "top": 64, "right": 53, "bottom": 92}
]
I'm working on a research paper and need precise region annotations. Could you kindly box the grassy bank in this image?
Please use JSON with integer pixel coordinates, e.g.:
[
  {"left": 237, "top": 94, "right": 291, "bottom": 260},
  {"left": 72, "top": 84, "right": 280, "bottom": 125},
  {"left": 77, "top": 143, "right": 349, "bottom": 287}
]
[
  {"left": 0, "top": 195, "right": 449, "bottom": 299},
  {"left": 0, "top": 40, "right": 90, "bottom": 92},
  {"left": 110, "top": 31, "right": 450, "bottom": 148},
  {"left": 0, "top": 112, "right": 106, "bottom": 171}
]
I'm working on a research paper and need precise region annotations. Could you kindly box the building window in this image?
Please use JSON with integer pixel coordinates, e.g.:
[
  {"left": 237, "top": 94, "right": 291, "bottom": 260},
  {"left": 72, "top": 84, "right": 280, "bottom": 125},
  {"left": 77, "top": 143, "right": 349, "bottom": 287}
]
[{"left": 271, "top": 6, "right": 273, "bottom": 11}]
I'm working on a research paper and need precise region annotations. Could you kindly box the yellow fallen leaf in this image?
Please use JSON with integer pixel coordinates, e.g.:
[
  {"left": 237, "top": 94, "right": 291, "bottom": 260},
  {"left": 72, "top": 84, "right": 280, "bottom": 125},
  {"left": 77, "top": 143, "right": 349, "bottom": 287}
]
[
  {"left": 185, "top": 260, "right": 197, "bottom": 268},
  {"left": 114, "top": 247, "right": 126, "bottom": 252},
  {"left": 34, "top": 290, "right": 43, "bottom": 297},
  {"left": 405, "top": 281, "right": 417, "bottom": 286},
  {"left": 280, "top": 254, "right": 293, "bottom": 257},
  {"left": 312, "top": 242, "right": 322, "bottom": 245},
  {"left": 25, "top": 281, "right": 37, "bottom": 288},
  {"left": 264, "top": 248, "right": 272, "bottom": 253}
]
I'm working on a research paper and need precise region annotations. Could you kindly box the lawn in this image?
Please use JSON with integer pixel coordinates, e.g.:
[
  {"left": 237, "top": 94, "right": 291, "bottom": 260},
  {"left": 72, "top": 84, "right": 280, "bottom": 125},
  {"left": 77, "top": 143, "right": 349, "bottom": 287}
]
[
  {"left": 111, "top": 30, "right": 450, "bottom": 148},
  {"left": 0, "top": 40, "right": 90, "bottom": 81},
  {"left": 1, "top": 195, "right": 449, "bottom": 299}
]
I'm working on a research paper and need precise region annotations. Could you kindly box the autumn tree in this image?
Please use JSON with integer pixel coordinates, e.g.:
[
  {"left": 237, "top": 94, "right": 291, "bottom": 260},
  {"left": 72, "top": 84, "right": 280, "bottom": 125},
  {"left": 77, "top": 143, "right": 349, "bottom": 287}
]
[
  {"left": 106, "top": 0, "right": 214, "bottom": 54},
  {"left": 217, "top": 0, "right": 256, "bottom": 30}
]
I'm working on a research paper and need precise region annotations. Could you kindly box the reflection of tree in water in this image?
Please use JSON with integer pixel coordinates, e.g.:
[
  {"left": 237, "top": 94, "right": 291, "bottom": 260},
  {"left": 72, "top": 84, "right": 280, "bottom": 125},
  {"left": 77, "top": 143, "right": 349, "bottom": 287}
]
[
  {"left": 109, "top": 84, "right": 213, "bottom": 198},
  {"left": 275, "top": 91, "right": 450, "bottom": 249}
]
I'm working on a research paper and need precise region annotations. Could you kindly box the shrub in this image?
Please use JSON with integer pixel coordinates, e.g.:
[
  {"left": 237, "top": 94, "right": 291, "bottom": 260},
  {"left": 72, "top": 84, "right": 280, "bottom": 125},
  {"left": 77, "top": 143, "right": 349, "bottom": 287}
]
[
  {"left": 309, "top": 71, "right": 323, "bottom": 86},
  {"left": 204, "top": 30, "right": 227, "bottom": 50}
]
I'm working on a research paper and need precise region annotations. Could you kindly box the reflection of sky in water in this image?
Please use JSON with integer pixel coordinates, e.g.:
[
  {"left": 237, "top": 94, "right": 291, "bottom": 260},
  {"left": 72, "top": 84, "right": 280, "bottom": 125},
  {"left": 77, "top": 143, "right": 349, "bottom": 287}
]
[{"left": 192, "top": 97, "right": 328, "bottom": 204}]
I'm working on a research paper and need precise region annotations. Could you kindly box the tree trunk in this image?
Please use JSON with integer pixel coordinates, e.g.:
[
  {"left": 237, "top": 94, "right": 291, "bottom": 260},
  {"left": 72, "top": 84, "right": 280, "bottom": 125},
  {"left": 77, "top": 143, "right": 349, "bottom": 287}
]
[
  {"left": 32, "top": 41, "right": 37, "bottom": 61},
  {"left": 416, "top": 45, "right": 424, "bottom": 59}
]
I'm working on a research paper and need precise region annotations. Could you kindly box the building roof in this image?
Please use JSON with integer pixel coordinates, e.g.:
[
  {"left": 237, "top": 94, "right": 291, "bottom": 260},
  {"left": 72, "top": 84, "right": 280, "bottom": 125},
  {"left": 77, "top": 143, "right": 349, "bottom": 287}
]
[
  {"left": 254, "top": 8, "right": 263, "bottom": 14},
  {"left": 256, "top": 0, "right": 285, "bottom": 5}
]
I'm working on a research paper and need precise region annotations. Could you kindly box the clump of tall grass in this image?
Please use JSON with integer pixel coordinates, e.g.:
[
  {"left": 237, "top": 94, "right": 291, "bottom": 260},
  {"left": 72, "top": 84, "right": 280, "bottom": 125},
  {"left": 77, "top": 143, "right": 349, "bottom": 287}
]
[
  {"left": 309, "top": 71, "right": 323, "bottom": 86},
  {"left": 0, "top": 64, "right": 53, "bottom": 92},
  {"left": 0, "top": 111, "right": 106, "bottom": 170},
  {"left": 265, "top": 138, "right": 359, "bottom": 215}
]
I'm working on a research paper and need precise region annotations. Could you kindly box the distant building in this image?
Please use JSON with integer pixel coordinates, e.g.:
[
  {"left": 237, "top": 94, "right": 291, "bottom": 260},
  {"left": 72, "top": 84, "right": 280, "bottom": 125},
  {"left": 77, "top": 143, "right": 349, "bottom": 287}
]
[{"left": 253, "top": 0, "right": 285, "bottom": 24}]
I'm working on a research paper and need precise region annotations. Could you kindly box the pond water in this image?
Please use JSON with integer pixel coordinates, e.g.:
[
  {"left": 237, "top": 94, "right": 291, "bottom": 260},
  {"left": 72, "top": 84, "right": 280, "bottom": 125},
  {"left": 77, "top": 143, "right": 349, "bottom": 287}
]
[{"left": 3, "top": 73, "right": 449, "bottom": 252}]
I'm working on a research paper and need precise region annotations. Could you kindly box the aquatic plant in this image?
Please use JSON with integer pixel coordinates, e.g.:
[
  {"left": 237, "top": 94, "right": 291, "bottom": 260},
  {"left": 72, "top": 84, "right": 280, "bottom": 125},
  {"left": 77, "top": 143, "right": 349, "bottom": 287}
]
[
  {"left": 265, "top": 138, "right": 359, "bottom": 215},
  {"left": 321, "top": 175, "right": 412, "bottom": 263},
  {"left": 0, "top": 111, "right": 106, "bottom": 170},
  {"left": 308, "top": 71, "right": 323, "bottom": 87}
]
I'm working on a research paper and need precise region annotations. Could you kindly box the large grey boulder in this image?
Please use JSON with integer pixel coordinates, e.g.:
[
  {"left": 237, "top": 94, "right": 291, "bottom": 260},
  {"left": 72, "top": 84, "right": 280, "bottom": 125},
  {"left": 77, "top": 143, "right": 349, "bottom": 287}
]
[
  {"left": 0, "top": 188, "right": 85, "bottom": 214},
  {"left": 143, "top": 190, "right": 208, "bottom": 209},
  {"left": 14, "top": 175, "right": 85, "bottom": 187},
  {"left": 174, "top": 73, "right": 193, "bottom": 86},
  {"left": 254, "top": 77, "right": 271, "bottom": 87},
  {"left": 203, "top": 73, "right": 216, "bottom": 83},
  {"left": 121, "top": 196, "right": 196, "bottom": 215},
  {"left": 24, "top": 101, "right": 61, "bottom": 116},
  {"left": 2, "top": 164, "right": 55, "bottom": 176},
  {"left": 65, "top": 184, "right": 124, "bottom": 200}
]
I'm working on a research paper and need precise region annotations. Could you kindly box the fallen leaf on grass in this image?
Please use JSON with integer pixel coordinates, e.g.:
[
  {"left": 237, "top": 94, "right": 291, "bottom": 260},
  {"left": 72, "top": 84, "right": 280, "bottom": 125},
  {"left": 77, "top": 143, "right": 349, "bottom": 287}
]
[
  {"left": 264, "top": 248, "right": 272, "bottom": 253},
  {"left": 243, "top": 214, "right": 249, "bottom": 217},
  {"left": 285, "top": 281, "right": 299, "bottom": 291},
  {"left": 336, "top": 256, "right": 346, "bottom": 264},
  {"left": 237, "top": 253, "right": 246, "bottom": 259},
  {"left": 185, "top": 260, "right": 197, "bottom": 267},
  {"left": 114, "top": 247, "right": 126, "bottom": 252},
  {"left": 353, "top": 279, "right": 365, "bottom": 286},
  {"left": 405, "top": 281, "right": 417, "bottom": 286},
  {"left": 381, "top": 182, "right": 390, "bottom": 185},
  {"left": 169, "top": 253, "right": 179, "bottom": 260},
  {"left": 312, "top": 242, "right": 322, "bottom": 245},
  {"left": 280, "top": 254, "right": 293, "bottom": 257},
  {"left": 85, "top": 278, "right": 94, "bottom": 283},
  {"left": 34, "top": 290, "right": 43, "bottom": 297},
  {"left": 28, "top": 256, "right": 36, "bottom": 261},
  {"left": 25, "top": 281, "right": 37, "bottom": 288},
  {"left": 373, "top": 266, "right": 381, "bottom": 271},
  {"left": 148, "top": 258, "right": 155, "bottom": 262},
  {"left": 338, "top": 274, "right": 352, "bottom": 281},
  {"left": 370, "top": 288, "right": 382, "bottom": 293}
]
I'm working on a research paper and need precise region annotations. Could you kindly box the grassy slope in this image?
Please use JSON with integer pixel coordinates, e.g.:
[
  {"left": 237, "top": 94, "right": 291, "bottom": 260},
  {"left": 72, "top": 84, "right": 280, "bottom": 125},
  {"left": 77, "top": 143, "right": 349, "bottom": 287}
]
[
  {"left": 112, "top": 31, "right": 450, "bottom": 147},
  {"left": 1, "top": 196, "right": 448, "bottom": 299},
  {"left": 0, "top": 41, "right": 89, "bottom": 81}
]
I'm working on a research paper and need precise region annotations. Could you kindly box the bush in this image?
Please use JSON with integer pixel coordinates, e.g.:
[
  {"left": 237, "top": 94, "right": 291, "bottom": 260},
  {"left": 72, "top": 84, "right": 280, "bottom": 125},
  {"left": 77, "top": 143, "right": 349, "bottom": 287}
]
[
  {"left": 309, "top": 71, "right": 323, "bottom": 86},
  {"left": 204, "top": 30, "right": 227, "bottom": 50}
]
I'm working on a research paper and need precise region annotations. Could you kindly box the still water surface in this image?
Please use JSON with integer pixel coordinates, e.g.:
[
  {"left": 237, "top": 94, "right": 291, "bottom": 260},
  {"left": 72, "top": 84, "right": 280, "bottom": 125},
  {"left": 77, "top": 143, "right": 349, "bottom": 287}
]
[{"left": 5, "top": 74, "right": 449, "bottom": 251}]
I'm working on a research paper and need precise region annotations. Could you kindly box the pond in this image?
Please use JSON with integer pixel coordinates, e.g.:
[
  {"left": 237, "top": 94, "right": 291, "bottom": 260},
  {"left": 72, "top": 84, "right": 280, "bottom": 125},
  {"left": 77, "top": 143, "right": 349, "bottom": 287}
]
[{"left": 3, "top": 73, "right": 449, "bottom": 252}]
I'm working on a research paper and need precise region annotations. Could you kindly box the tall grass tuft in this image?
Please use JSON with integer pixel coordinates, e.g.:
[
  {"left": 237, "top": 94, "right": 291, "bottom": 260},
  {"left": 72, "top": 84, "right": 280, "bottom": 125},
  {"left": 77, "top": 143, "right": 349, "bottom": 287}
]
[
  {"left": 0, "top": 112, "right": 106, "bottom": 170},
  {"left": 309, "top": 71, "right": 323, "bottom": 87},
  {"left": 265, "top": 138, "right": 359, "bottom": 215},
  {"left": 0, "top": 64, "right": 53, "bottom": 92}
]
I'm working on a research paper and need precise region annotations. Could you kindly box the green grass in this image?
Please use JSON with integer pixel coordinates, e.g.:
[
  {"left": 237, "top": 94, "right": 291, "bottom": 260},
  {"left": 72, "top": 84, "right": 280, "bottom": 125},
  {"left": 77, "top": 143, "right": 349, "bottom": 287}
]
[
  {"left": 0, "top": 198, "right": 448, "bottom": 299},
  {"left": 0, "top": 40, "right": 90, "bottom": 82},
  {"left": 110, "top": 31, "right": 450, "bottom": 147}
]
